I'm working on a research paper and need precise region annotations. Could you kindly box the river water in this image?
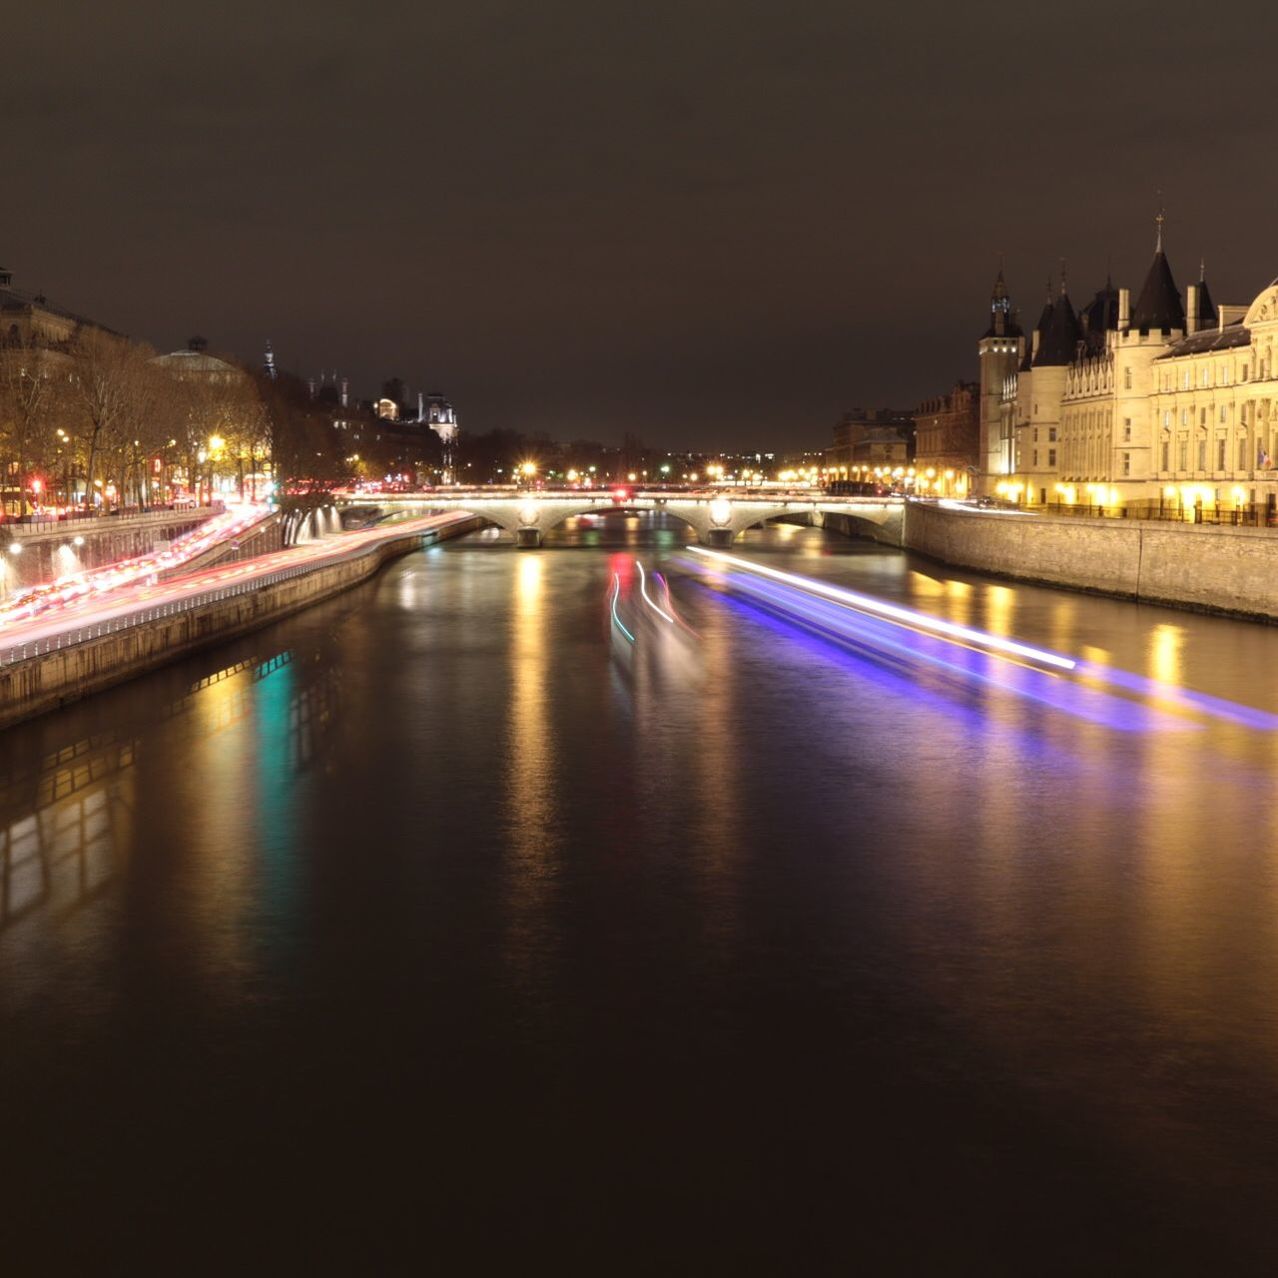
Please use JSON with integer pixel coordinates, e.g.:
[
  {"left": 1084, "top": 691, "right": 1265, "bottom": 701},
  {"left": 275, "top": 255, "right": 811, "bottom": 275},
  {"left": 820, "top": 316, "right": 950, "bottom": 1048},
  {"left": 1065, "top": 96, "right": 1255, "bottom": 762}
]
[{"left": 3, "top": 515, "right": 1278, "bottom": 1272}]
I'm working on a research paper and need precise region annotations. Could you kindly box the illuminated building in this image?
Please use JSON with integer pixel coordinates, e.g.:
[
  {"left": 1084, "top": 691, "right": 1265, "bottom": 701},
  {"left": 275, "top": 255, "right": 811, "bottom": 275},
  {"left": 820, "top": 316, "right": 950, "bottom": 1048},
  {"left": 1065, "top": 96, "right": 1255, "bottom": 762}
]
[
  {"left": 913, "top": 382, "right": 978, "bottom": 495},
  {"left": 979, "top": 214, "right": 1278, "bottom": 517},
  {"left": 976, "top": 266, "right": 1023, "bottom": 477},
  {"left": 827, "top": 407, "right": 914, "bottom": 479},
  {"left": 423, "top": 391, "right": 459, "bottom": 483}
]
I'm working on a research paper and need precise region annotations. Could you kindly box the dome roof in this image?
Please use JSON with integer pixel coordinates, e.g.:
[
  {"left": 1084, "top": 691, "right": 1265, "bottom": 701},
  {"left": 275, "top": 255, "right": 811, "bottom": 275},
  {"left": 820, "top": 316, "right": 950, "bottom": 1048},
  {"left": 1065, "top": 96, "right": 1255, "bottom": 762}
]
[{"left": 153, "top": 348, "right": 241, "bottom": 375}]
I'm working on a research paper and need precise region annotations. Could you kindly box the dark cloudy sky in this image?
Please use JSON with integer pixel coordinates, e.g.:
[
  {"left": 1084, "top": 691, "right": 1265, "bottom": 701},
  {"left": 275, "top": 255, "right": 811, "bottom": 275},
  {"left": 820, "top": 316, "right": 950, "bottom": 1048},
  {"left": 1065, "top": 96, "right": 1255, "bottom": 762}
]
[{"left": 5, "top": 1, "right": 1277, "bottom": 449}]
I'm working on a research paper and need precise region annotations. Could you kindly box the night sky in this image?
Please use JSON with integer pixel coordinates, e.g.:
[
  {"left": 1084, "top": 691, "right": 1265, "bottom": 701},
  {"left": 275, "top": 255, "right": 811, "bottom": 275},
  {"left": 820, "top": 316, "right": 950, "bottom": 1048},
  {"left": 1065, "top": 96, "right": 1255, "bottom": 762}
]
[{"left": 6, "top": 1, "right": 1277, "bottom": 449}]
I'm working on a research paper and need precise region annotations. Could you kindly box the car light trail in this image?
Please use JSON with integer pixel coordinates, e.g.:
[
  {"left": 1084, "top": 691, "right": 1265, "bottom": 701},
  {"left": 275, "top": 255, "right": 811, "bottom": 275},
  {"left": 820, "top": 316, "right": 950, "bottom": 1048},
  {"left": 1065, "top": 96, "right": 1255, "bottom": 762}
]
[
  {"left": 0, "top": 503, "right": 270, "bottom": 628},
  {"left": 636, "top": 560, "right": 674, "bottom": 624},
  {"left": 685, "top": 546, "right": 1077, "bottom": 672},
  {"left": 0, "top": 512, "right": 474, "bottom": 664}
]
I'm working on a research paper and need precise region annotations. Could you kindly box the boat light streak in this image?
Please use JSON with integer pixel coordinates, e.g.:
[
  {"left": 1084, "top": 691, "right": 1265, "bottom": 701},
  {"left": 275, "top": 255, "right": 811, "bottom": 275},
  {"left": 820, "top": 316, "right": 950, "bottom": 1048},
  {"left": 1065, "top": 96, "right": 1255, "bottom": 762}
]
[
  {"left": 685, "top": 546, "right": 1076, "bottom": 671},
  {"left": 713, "top": 569, "right": 1187, "bottom": 731},
  {"left": 636, "top": 560, "right": 675, "bottom": 624},
  {"left": 610, "top": 572, "right": 635, "bottom": 643}
]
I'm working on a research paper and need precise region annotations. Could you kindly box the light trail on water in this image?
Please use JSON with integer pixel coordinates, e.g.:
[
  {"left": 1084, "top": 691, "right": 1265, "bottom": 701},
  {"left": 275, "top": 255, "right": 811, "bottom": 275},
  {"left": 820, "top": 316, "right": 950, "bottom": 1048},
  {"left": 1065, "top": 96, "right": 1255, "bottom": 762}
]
[
  {"left": 685, "top": 546, "right": 1077, "bottom": 671},
  {"left": 681, "top": 545, "right": 1278, "bottom": 733}
]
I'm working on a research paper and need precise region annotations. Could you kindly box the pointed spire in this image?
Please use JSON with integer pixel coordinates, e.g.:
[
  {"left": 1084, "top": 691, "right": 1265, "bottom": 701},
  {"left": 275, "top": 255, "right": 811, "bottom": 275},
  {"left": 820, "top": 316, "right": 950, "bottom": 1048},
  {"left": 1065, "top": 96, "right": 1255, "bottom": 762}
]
[
  {"left": 982, "top": 259, "right": 1020, "bottom": 338},
  {"left": 1154, "top": 194, "right": 1165, "bottom": 252},
  {"left": 1132, "top": 211, "right": 1184, "bottom": 334},
  {"left": 1196, "top": 259, "right": 1217, "bottom": 327},
  {"left": 992, "top": 263, "right": 1008, "bottom": 302},
  {"left": 1035, "top": 278, "right": 1081, "bottom": 366}
]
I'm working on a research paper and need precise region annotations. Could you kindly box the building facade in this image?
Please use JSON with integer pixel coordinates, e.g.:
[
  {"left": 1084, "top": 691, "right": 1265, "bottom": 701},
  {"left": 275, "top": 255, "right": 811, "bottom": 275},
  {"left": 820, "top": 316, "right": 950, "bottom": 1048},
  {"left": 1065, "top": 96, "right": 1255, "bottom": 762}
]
[
  {"left": 913, "top": 381, "right": 979, "bottom": 496},
  {"left": 979, "top": 221, "right": 1278, "bottom": 518},
  {"left": 827, "top": 408, "right": 915, "bottom": 479}
]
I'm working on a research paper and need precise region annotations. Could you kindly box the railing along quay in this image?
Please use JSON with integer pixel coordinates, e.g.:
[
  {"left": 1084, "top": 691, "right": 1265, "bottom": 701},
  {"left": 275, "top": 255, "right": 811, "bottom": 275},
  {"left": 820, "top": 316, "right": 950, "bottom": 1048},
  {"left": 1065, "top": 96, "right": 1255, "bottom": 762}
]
[
  {"left": 2, "top": 502, "right": 225, "bottom": 538},
  {"left": 1041, "top": 501, "right": 1278, "bottom": 527}
]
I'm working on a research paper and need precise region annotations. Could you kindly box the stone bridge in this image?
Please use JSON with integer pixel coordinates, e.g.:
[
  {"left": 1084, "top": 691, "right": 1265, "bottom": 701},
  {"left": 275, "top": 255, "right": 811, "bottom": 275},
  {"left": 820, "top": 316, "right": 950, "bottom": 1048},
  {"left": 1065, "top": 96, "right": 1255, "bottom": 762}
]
[{"left": 342, "top": 490, "right": 905, "bottom": 548}]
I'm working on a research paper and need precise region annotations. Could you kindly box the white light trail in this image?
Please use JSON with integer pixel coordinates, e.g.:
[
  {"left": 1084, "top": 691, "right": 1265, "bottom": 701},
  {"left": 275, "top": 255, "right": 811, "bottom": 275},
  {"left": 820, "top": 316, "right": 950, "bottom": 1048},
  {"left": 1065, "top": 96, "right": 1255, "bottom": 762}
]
[
  {"left": 685, "top": 546, "right": 1077, "bottom": 671},
  {"left": 610, "top": 573, "right": 635, "bottom": 643},
  {"left": 636, "top": 560, "right": 674, "bottom": 624}
]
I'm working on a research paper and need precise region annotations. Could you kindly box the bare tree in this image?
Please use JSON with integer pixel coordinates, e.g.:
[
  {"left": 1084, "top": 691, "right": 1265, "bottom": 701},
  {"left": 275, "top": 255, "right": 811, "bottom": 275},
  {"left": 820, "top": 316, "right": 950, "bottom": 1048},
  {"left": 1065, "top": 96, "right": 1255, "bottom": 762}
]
[
  {"left": 0, "top": 338, "right": 58, "bottom": 515},
  {"left": 67, "top": 327, "right": 158, "bottom": 511}
]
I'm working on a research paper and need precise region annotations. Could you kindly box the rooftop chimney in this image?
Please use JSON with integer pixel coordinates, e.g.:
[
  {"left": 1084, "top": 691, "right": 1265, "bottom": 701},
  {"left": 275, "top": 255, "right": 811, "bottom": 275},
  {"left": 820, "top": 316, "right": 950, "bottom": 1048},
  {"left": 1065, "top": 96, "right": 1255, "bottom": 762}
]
[
  {"left": 1117, "top": 287, "right": 1131, "bottom": 333},
  {"left": 1186, "top": 285, "right": 1199, "bottom": 336}
]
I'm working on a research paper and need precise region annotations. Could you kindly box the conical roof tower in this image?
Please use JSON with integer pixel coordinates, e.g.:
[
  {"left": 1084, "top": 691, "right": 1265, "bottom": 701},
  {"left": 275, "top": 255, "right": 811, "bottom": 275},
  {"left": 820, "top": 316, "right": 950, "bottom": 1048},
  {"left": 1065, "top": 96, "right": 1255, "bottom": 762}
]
[{"left": 1132, "top": 211, "right": 1185, "bottom": 334}]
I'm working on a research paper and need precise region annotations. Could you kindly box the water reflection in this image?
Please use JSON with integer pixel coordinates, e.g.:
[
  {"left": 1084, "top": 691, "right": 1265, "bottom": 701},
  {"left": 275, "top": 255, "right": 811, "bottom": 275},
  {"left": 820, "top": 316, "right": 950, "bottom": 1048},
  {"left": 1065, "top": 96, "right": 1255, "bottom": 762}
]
[
  {"left": 0, "top": 732, "right": 134, "bottom": 933},
  {"left": 6, "top": 523, "right": 1278, "bottom": 1269},
  {"left": 504, "top": 552, "right": 561, "bottom": 990},
  {"left": 0, "top": 641, "right": 344, "bottom": 962}
]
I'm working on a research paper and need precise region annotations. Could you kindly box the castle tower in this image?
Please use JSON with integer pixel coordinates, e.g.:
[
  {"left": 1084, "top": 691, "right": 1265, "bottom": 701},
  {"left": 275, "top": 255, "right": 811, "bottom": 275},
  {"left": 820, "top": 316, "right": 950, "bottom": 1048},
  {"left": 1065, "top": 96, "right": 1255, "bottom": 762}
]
[{"left": 977, "top": 264, "right": 1024, "bottom": 482}]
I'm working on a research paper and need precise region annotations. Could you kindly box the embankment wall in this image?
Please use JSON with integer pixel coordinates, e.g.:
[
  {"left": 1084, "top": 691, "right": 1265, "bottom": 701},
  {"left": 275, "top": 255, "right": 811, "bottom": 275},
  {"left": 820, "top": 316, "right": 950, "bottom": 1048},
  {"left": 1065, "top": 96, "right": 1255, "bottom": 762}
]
[
  {"left": 0, "top": 517, "right": 481, "bottom": 730},
  {"left": 902, "top": 502, "right": 1278, "bottom": 620}
]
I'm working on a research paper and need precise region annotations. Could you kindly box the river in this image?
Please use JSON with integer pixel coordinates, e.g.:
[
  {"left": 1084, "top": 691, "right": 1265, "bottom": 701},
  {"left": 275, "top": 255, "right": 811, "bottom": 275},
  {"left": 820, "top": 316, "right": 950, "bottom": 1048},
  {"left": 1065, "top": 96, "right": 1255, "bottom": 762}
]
[{"left": 3, "top": 514, "right": 1277, "bottom": 1272}]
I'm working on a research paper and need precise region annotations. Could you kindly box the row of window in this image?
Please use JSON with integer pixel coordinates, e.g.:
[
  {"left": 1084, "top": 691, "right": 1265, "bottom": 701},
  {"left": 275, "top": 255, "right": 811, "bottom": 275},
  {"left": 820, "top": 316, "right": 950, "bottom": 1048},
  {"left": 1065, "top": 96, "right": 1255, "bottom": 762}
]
[
  {"left": 1158, "top": 437, "right": 1272, "bottom": 471},
  {"left": 1161, "top": 401, "right": 1275, "bottom": 428},
  {"left": 1160, "top": 357, "right": 1273, "bottom": 393}
]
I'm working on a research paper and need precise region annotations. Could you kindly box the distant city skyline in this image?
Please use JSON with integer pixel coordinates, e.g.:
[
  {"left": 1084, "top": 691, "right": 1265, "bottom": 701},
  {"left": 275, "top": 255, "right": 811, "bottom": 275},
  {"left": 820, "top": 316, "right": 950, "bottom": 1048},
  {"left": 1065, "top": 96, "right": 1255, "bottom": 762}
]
[{"left": 6, "top": 2, "right": 1276, "bottom": 448}]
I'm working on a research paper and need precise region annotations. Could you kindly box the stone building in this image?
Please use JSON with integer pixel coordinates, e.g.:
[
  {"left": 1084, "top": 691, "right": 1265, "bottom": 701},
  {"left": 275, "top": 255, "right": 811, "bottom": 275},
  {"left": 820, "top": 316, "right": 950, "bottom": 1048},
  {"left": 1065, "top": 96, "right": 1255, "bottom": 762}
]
[
  {"left": 913, "top": 381, "right": 979, "bottom": 496},
  {"left": 827, "top": 407, "right": 914, "bottom": 479},
  {"left": 976, "top": 217, "right": 1278, "bottom": 517},
  {"left": 0, "top": 265, "right": 117, "bottom": 349}
]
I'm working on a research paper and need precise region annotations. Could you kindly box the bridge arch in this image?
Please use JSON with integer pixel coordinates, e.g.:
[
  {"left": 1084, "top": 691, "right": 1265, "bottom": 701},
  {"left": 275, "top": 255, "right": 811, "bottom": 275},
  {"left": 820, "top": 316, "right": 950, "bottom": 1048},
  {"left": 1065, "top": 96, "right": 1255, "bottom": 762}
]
[
  {"left": 539, "top": 503, "right": 704, "bottom": 541},
  {"left": 738, "top": 507, "right": 899, "bottom": 544}
]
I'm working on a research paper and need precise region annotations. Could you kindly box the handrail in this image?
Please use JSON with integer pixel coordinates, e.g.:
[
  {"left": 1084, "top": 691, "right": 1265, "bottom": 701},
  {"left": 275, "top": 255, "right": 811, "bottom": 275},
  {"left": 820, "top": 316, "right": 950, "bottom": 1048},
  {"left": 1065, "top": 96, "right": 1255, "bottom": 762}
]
[{"left": 2, "top": 502, "right": 224, "bottom": 538}]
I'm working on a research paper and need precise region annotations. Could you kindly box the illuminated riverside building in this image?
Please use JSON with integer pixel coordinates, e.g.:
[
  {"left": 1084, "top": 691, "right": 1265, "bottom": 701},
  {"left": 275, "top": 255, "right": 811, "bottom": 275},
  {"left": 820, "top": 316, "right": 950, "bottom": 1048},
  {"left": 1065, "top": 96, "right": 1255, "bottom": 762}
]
[
  {"left": 912, "top": 381, "right": 978, "bottom": 497},
  {"left": 976, "top": 219, "right": 1278, "bottom": 518},
  {"left": 826, "top": 408, "right": 914, "bottom": 477}
]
